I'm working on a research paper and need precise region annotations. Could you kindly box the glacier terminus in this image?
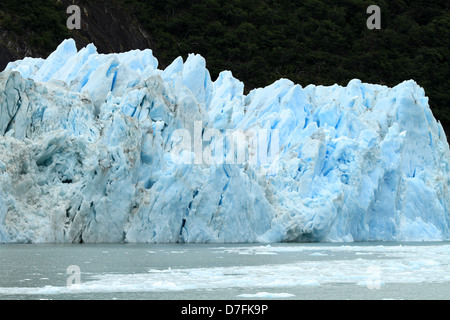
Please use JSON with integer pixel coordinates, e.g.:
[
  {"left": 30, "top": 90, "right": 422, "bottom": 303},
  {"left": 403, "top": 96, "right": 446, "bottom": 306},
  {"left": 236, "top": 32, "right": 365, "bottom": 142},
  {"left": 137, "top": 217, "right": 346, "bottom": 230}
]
[{"left": 0, "top": 39, "right": 449, "bottom": 243}]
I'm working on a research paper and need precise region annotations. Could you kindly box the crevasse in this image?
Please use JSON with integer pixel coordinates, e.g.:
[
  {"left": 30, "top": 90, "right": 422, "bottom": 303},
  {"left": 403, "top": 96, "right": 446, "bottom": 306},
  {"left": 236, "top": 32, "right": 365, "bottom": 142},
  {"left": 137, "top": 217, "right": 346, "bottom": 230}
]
[{"left": 0, "top": 39, "right": 449, "bottom": 243}]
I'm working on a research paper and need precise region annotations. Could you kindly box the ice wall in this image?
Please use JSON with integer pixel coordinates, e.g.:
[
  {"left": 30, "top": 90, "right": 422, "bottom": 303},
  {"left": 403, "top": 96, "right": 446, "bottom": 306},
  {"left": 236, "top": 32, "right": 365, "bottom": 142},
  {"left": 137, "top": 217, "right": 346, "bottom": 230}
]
[{"left": 0, "top": 39, "right": 449, "bottom": 243}]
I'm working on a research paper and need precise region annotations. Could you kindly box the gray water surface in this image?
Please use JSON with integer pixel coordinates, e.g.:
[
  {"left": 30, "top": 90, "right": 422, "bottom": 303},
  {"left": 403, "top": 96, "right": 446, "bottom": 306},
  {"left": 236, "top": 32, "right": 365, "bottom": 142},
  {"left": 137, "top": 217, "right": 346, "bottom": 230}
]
[{"left": 0, "top": 242, "right": 449, "bottom": 300}]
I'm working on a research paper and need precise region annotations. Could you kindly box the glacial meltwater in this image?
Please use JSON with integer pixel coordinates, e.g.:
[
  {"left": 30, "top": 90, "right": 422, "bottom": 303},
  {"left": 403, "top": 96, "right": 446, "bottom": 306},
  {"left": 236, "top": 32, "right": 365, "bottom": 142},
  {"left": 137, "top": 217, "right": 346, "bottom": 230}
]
[{"left": 0, "top": 242, "right": 449, "bottom": 300}]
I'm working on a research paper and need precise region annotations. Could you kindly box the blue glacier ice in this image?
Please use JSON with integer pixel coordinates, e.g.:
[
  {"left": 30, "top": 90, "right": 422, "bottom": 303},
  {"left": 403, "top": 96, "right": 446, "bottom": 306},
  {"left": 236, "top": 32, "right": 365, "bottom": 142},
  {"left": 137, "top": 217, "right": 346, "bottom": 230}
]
[{"left": 0, "top": 39, "right": 449, "bottom": 243}]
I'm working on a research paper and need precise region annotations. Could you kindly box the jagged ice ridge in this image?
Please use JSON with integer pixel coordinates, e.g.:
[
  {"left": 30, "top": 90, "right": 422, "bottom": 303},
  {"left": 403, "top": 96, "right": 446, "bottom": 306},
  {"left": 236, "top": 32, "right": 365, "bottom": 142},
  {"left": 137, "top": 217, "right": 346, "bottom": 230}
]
[{"left": 0, "top": 39, "right": 449, "bottom": 243}]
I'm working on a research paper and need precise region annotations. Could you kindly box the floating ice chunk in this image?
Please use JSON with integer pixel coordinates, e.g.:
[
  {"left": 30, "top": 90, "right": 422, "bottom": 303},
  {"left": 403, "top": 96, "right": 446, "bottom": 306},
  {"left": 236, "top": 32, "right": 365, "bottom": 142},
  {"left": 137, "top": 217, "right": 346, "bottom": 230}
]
[{"left": 237, "top": 292, "right": 296, "bottom": 298}]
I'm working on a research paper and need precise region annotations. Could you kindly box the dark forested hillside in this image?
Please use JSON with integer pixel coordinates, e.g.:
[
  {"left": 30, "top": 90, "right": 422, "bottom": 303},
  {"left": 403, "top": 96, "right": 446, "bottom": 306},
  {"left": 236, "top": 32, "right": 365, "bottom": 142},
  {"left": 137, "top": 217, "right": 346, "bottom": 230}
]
[
  {"left": 0, "top": 0, "right": 449, "bottom": 135},
  {"left": 0, "top": 0, "right": 152, "bottom": 67}
]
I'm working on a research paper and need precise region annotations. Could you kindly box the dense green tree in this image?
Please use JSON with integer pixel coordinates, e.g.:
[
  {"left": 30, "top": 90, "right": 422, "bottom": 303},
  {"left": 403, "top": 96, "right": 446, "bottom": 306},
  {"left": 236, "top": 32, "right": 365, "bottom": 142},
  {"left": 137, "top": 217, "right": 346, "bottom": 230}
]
[{"left": 0, "top": 0, "right": 70, "bottom": 56}]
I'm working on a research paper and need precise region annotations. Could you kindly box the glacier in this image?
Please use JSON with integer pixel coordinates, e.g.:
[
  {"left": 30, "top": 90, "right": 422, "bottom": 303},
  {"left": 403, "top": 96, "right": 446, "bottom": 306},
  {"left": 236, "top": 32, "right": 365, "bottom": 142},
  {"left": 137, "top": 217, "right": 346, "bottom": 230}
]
[{"left": 0, "top": 38, "right": 449, "bottom": 243}]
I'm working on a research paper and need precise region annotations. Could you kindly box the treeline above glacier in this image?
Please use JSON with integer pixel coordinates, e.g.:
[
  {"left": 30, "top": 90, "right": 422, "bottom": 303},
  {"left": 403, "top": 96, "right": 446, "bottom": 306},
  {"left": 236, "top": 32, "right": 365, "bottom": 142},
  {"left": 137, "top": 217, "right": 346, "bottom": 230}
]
[{"left": 0, "top": 39, "right": 449, "bottom": 243}]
